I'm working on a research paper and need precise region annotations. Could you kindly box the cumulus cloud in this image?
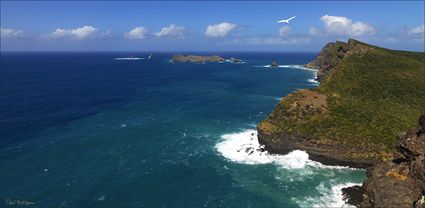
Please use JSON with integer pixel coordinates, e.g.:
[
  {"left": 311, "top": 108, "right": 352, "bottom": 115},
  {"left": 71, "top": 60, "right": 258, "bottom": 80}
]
[
  {"left": 315, "top": 15, "right": 375, "bottom": 37},
  {"left": 44, "top": 25, "right": 99, "bottom": 40},
  {"left": 278, "top": 26, "right": 291, "bottom": 37},
  {"left": 404, "top": 24, "right": 424, "bottom": 37},
  {"left": 155, "top": 24, "right": 185, "bottom": 38},
  {"left": 124, "top": 27, "right": 148, "bottom": 39},
  {"left": 100, "top": 29, "right": 113, "bottom": 38},
  {"left": 1, "top": 28, "right": 26, "bottom": 39},
  {"left": 309, "top": 27, "right": 320, "bottom": 36},
  {"left": 228, "top": 25, "right": 309, "bottom": 46},
  {"left": 205, "top": 22, "right": 236, "bottom": 38},
  {"left": 231, "top": 37, "right": 310, "bottom": 45}
]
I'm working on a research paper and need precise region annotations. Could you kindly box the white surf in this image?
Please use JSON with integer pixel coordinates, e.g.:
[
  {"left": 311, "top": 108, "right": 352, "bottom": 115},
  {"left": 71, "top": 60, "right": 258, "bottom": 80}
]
[{"left": 215, "top": 129, "right": 362, "bottom": 207}]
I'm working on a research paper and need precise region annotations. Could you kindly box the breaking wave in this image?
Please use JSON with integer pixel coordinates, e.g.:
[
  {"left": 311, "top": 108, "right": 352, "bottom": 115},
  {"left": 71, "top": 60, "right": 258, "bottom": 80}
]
[
  {"left": 255, "top": 64, "right": 320, "bottom": 86},
  {"left": 215, "top": 129, "right": 356, "bottom": 169},
  {"left": 215, "top": 129, "right": 362, "bottom": 207},
  {"left": 255, "top": 64, "right": 317, "bottom": 71},
  {"left": 114, "top": 57, "right": 145, "bottom": 60},
  {"left": 293, "top": 181, "right": 361, "bottom": 208}
]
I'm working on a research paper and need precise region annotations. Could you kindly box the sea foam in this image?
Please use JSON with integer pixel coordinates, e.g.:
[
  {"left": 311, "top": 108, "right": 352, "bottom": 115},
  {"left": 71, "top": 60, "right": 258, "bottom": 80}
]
[
  {"left": 293, "top": 181, "right": 360, "bottom": 208},
  {"left": 308, "top": 78, "right": 320, "bottom": 85},
  {"left": 114, "top": 57, "right": 145, "bottom": 60},
  {"left": 215, "top": 130, "right": 273, "bottom": 165},
  {"left": 317, "top": 182, "right": 361, "bottom": 208},
  {"left": 216, "top": 129, "right": 312, "bottom": 168},
  {"left": 216, "top": 129, "right": 361, "bottom": 207},
  {"left": 216, "top": 129, "right": 355, "bottom": 169},
  {"left": 255, "top": 64, "right": 320, "bottom": 86},
  {"left": 256, "top": 64, "right": 317, "bottom": 71}
]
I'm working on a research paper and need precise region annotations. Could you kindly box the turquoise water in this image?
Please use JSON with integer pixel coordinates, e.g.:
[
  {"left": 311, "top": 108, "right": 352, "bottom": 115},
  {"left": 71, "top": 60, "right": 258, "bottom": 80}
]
[{"left": 0, "top": 52, "right": 365, "bottom": 207}]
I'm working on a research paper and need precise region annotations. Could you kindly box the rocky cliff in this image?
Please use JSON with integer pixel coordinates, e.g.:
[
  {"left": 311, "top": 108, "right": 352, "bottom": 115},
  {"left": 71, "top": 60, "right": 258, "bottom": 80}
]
[
  {"left": 342, "top": 114, "right": 425, "bottom": 207},
  {"left": 305, "top": 39, "right": 377, "bottom": 82},
  {"left": 305, "top": 41, "right": 349, "bottom": 82},
  {"left": 257, "top": 39, "right": 425, "bottom": 168},
  {"left": 257, "top": 89, "right": 378, "bottom": 168}
]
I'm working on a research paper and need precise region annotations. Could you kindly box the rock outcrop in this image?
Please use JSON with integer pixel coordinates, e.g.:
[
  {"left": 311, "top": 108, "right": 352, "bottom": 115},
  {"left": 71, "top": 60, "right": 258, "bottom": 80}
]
[
  {"left": 171, "top": 54, "right": 225, "bottom": 63},
  {"left": 343, "top": 114, "right": 425, "bottom": 208},
  {"left": 271, "top": 61, "right": 279, "bottom": 68},
  {"left": 257, "top": 89, "right": 377, "bottom": 168},
  {"left": 305, "top": 39, "right": 373, "bottom": 82},
  {"left": 228, "top": 57, "right": 243, "bottom": 63},
  {"left": 305, "top": 41, "right": 350, "bottom": 82}
]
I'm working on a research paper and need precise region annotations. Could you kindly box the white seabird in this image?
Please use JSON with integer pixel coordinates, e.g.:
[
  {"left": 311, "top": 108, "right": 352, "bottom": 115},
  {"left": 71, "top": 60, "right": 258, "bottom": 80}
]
[{"left": 277, "top": 16, "right": 296, "bottom": 24}]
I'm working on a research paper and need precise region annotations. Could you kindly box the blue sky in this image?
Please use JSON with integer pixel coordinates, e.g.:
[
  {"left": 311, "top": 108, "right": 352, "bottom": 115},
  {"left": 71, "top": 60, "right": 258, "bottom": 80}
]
[{"left": 1, "top": 1, "right": 424, "bottom": 51}]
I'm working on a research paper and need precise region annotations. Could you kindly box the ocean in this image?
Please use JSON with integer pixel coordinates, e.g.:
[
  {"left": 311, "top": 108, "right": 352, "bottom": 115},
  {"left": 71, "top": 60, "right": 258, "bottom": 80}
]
[{"left": 0, "top": 52, "right": 365, "bottom": 207}]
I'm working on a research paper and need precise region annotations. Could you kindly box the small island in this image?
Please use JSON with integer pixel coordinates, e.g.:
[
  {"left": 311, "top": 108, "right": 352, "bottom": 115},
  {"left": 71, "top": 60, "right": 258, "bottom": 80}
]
[
  {"left": 271, "top": 61, "right": 279, "bottom": 68},
  {"left": 171, "top": 54, "right": 225, "bottom": 63},
  {"left": 171, "top": 54, "right": 243, "bottom": 63}
]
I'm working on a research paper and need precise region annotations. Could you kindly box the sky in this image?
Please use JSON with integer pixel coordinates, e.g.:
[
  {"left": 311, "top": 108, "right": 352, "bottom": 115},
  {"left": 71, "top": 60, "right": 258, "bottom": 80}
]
[{"left": 1, "top": 1, "right": 424, "bottom": 52}]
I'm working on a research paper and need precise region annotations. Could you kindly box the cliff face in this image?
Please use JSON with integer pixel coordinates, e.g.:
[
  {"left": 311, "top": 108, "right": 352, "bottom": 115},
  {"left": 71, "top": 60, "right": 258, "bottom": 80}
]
[
  {"left": 343, "top": 114, "right": 425, "bottom": 208},
  {"left": 305, "top": 41, "right": 350, "bottom": 82},
  {"left": 305, "top": 39, "right": 376, "bottom": 82},
  {"left": 257, "top": 39, "right": 425, "bottom": 168},
  {"left": 257, "top": 89, "right": 378, "bottom": 168}
]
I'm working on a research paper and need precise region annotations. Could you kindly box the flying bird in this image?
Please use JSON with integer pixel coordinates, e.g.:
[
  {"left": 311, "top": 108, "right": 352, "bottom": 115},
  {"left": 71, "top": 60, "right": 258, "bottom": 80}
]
[{"left": 277, "top": 16, "right": 296, "bottom": 24}]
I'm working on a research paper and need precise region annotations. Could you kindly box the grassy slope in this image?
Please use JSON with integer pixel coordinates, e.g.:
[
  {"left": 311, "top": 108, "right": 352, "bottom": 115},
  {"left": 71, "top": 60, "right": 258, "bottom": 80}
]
[{"left": 263, "top": 41, "right": 425, "bottom": 157}]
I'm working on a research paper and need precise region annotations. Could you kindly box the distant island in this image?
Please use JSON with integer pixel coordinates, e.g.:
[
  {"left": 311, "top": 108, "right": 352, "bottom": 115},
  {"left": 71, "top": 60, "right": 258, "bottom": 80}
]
[
  {"left": 271, "top": 61, "right": 279, "bottom": 68},
  {"left": 257, "top": 39, "right": 425, "bottom": 206},
  {"left": 171, "top": 54, "right": 243, "bottom": 63}
]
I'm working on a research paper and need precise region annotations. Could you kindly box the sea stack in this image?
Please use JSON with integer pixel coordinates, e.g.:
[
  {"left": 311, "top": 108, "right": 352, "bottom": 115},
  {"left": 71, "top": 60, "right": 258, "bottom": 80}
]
[
  {"left": 271, "top": 61, "right": 279, "bottom": 68},
  {"left": 229, "top": 57, "right": 243, "bottom": 63}
]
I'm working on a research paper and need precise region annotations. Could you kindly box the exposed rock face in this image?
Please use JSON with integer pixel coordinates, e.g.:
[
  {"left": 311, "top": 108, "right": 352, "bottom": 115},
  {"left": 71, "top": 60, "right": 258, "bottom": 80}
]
[
  {"left": 305, "top": 39, "right": 372, "bottom": 82},
  {"left": 343, "top": 114, "right": 425, "bottom": 208},
  {"left": 341, "top": 186, "right": 366, "bottom": 207},
  {"left": 305, "top": 41, "right": 349, "bottom": 81},
  {"left": 271, "top": 61, "right": 279, "bottom": 68},
  {"left": 257, "top": 88, "right": 380, "bottom": 168},
  {"left": 171, "top": 54, "right": 225, "bottom": 63},
  {"left": 257, "top": 129, "right": 377, "bottom": 168}
]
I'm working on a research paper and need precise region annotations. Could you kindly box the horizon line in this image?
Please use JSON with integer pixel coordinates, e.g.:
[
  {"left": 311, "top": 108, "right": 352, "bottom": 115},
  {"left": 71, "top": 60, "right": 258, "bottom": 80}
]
[{"left": 0, "top": 50, "right": 321, "bottom": 53}]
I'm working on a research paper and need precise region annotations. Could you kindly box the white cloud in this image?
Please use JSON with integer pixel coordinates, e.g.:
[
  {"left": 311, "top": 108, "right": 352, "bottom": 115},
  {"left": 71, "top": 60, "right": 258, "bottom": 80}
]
[
  {"left": 227, "top": 25, "right": 309, "bottom": 46},
  {"left": 405, "top": 24, "right": 424, "bottom": 37},
  {"left": 278, "top": 26, "right": 291, "bottom": 37},
  {"left": 155, "top": 24, "right": 185, "bottom": 38},
  {"left": 318, "top": 15, "right": 375, "bottom": 37},
  {"left": 205, "top": 22, "right": 236, "bottom": 38},
  {"left": 100, "top": 29, "right": 113, "bottom": 38},
  {"left": 1, "top": 28, "right": 26, "bottom": 39},
  {"left": 231, "top": 37, "right": 310, "bottom": 45},
  {"left": 44, "top": 25, "right": 99, "bottom": 40},
  {"left": 124, "top": 27, "right": 148, "bottom": 39},
  {"left": 309, "top": 27, "right": 321, "bottom": 36}
]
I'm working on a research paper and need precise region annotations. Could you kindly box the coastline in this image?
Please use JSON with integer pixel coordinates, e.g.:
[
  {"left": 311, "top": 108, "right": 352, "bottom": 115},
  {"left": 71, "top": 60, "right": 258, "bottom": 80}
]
[
  {"left": 215, "top": 128, "right": 365, "bottom": 207},
  {"left": 256, "top": 39, "right": 425, "bottom": 168},
  {"left": 254, "top": 39, "right": 425, "bottom": 207}
]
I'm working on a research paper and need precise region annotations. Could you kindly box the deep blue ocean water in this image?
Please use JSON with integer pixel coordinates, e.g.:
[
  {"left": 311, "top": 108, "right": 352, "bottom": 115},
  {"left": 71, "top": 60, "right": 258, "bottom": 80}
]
[{"left": 0, "top": 52, "right": 365, "bottom": 207}]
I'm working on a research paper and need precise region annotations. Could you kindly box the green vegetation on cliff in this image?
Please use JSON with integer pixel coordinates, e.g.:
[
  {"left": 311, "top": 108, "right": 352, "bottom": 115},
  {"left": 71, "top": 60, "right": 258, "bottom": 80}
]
[{"left": 259, "top": 39, "right": 425, "bottom": 162}]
